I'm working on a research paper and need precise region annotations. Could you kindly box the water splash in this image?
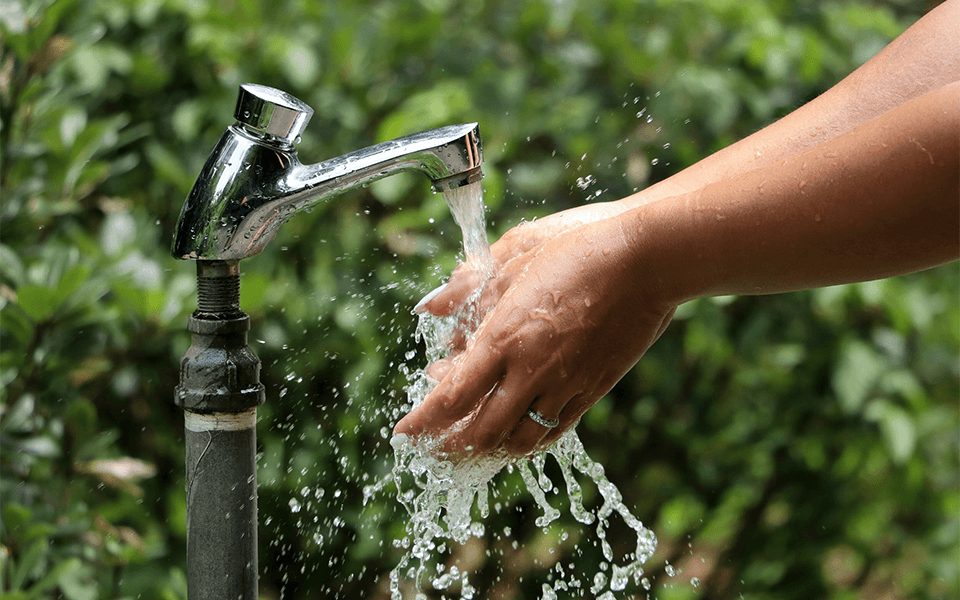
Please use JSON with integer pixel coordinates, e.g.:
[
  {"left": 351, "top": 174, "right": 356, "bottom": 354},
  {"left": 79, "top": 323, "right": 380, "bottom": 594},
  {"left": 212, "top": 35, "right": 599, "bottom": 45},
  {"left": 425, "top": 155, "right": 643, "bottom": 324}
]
[{"left": 389, "top": 181, "right": 657, "bottom": 599}]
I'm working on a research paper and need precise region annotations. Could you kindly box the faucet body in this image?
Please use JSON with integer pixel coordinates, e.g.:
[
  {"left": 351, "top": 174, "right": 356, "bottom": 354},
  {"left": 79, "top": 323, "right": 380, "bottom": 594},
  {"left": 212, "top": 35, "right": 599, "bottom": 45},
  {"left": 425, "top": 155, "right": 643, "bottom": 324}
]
[
  {"left": 171, "top": 84, "right": 483, "bottom": 600},
  {"left": 172, "top": 84, "right": 482, "bottom": 261}
]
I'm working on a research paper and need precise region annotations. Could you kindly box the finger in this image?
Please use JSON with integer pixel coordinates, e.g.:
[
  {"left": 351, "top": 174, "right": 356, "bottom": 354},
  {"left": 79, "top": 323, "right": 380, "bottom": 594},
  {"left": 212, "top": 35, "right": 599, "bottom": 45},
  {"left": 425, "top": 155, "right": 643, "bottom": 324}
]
[
  {"left": 445, "top": 368, "right": 555, "bottom": 455},
  {"left": 425, "top": 357, "right": 455, "bottom": 384},
  {"left": 443, "top": 276, "right": 511, "bottom": 354},
  {"left": 394, "top": 344, "right": 504, "bottom": 437},
  {"left": 416, "top": 266, "right": 483, "bottom": 316},
  {"left": 502, "top": 392, "right": 567, "bottom": 456},
  {"left": 539, "top": 391, "right": 596, "bottom": 447}
]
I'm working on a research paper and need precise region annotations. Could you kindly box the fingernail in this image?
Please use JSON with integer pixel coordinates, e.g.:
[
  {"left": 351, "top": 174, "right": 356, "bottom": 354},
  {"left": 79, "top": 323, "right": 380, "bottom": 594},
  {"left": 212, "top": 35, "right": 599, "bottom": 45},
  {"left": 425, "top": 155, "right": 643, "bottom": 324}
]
[{"left": 414, "top": 283, "right": 446, "bottom": 313}]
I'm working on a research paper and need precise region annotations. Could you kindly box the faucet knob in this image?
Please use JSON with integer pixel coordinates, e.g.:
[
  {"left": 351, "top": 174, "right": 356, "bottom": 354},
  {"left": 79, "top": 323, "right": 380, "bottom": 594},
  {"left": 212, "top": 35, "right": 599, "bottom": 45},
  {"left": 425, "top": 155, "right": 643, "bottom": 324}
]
[{"left": 234, "top": 84, "right": 314, "bottom": 146}]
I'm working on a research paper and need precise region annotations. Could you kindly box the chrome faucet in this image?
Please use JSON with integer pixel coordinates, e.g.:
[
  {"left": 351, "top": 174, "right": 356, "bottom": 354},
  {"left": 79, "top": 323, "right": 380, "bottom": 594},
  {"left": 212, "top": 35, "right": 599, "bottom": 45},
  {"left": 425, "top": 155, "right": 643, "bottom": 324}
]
[{"left": 172, "top": 83, "right": 483, "bottom": 261}]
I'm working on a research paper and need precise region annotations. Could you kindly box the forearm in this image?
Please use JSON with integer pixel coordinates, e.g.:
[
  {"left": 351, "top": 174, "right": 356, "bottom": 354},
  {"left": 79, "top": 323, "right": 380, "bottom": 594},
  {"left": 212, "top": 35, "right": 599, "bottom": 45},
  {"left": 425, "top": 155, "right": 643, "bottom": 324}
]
[
  {"left": 625, "top": 82, "right": 959, "bottom": 304},
  {"left": 613, "top": 0, "right": 960, "bottom": 213}
]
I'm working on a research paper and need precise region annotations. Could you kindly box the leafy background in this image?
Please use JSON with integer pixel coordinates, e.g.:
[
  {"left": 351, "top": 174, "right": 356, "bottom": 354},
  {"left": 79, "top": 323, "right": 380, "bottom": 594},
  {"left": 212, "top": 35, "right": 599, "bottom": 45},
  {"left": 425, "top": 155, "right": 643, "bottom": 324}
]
[{"left": 1, "top": 0, "right": 956, "bottom": 599}]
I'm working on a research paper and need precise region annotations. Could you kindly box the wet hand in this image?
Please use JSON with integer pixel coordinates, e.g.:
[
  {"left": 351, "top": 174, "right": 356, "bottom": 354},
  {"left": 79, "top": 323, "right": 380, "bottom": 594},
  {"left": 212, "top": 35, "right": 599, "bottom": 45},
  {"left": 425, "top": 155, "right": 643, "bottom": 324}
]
[
  {"left": 416, "top": 202, "right": 623, "bottom": 319},
  {"left": 395, "top": 215, "right": 677, "bottom": 457}
]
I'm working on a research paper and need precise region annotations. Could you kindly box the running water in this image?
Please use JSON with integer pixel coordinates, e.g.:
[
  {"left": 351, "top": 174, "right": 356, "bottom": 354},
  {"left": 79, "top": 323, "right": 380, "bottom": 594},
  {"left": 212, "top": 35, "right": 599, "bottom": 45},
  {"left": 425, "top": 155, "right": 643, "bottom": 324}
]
[
  {"left": 383, "top": 181, "right": 657, "bottom": 599},
  {"left": 441, "top": 182, "right": 496, "bottom": 281}
]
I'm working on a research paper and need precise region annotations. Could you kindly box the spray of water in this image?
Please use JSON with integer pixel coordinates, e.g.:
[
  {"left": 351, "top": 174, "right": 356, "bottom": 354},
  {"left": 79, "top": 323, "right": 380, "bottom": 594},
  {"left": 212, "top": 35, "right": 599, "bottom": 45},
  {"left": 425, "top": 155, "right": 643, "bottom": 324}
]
[{"left": 386, "top": 181, "right": 657, "bottom": 599}]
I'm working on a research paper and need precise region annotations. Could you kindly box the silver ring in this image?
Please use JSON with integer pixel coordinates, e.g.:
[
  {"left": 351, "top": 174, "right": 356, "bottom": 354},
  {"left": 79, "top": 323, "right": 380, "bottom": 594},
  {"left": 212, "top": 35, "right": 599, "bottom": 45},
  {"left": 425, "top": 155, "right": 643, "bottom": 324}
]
[{"left": 526, "top": 409, "right": 559, "bottom": 428}]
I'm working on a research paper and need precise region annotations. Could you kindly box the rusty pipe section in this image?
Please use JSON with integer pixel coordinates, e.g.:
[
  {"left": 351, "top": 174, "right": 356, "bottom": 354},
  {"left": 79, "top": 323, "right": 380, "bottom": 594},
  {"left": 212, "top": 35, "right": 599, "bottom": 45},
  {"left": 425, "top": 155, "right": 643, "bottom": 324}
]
[{"left": 175, "top": 260, "right": 264, "bottom": 600}]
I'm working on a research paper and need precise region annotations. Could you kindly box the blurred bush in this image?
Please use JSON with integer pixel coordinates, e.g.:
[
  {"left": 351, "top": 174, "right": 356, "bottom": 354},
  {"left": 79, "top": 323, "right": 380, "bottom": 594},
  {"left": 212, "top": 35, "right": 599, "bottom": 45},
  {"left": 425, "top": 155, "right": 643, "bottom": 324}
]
[{"left": 1, "top": 0, "right": 955, "bottom": 599}]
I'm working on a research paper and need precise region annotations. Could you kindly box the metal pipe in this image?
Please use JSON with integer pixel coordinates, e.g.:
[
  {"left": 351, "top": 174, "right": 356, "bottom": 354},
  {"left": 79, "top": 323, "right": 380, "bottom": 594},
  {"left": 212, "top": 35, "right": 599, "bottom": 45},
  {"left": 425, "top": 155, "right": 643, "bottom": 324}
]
[
  {"left": 175, "top": 260, "right": 264, "bottom": 600},
  {"left": 183, "top": 408, "right": 258, "bottom": 600}
]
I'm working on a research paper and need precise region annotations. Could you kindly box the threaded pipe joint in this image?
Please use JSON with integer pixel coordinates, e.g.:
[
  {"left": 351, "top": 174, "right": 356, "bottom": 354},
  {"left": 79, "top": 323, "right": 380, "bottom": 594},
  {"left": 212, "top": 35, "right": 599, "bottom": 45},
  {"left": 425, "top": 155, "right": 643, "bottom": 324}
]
[{"left": 195, "top": 260, "right": 243, "bottom": 319}]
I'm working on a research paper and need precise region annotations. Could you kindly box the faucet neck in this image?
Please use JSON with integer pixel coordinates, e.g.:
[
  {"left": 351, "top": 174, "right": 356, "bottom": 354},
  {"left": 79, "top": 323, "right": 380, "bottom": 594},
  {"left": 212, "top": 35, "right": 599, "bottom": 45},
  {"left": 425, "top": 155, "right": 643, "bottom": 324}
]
[{"left": 172, "top": 85, "right": 483, "bottom": 262}]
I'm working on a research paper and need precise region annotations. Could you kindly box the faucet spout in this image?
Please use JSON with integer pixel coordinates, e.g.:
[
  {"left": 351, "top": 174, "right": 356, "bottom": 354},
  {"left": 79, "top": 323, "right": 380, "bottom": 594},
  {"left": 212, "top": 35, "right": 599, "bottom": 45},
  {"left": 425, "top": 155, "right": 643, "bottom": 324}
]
[{"left": 172, "top": 84, "right": 483, "bottom": 261}]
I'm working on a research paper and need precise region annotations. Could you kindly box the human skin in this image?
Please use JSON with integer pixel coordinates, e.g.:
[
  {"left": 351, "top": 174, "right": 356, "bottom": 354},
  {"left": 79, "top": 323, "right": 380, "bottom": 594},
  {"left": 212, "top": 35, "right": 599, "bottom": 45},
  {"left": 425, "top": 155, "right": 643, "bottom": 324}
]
[
  {"left": 395, "top": 81, "right": 959, "bottom": 456},
  {"left": 419, "top": 0, "right": 960, "bottom": 321}
]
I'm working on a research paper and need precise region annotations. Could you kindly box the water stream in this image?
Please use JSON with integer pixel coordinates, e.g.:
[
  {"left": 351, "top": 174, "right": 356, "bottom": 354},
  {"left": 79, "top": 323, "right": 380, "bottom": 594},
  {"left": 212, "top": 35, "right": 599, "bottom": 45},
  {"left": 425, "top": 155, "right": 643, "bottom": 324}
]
[{"left": 381, "top": 181, "right": 658, "bottom": 599}]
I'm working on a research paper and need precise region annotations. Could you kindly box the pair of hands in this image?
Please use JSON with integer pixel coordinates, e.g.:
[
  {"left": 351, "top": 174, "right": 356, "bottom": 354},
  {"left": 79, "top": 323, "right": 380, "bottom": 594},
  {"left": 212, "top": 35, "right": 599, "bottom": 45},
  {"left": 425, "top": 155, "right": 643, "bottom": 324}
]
[{"left": 394, "top": 202, "right": 678, "bottom": 457}]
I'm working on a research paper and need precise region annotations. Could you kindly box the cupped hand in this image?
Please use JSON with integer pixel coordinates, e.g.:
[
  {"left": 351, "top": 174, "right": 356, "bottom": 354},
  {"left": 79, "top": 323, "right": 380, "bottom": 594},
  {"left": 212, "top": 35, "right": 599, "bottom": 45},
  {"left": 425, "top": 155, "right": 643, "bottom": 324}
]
[{"left": 395, "top": 214, "right": 678, "bottom": 457}]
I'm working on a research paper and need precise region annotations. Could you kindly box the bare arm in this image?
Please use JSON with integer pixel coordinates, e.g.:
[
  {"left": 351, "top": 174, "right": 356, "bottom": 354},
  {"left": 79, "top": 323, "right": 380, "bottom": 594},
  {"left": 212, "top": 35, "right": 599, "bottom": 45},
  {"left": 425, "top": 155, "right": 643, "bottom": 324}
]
[
  {"left": 396, "top": 82, "right": 959, "bottom": 455},
  {"left": 628, "top": 81, "right": 959, "bottom": 302}
]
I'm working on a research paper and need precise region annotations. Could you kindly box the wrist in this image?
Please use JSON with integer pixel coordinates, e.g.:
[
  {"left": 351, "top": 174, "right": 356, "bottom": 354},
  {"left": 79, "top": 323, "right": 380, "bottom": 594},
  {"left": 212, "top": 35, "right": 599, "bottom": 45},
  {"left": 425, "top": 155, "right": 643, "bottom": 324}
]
[{"left": 615, "top": 194, "right": 714, "bottom": 310}]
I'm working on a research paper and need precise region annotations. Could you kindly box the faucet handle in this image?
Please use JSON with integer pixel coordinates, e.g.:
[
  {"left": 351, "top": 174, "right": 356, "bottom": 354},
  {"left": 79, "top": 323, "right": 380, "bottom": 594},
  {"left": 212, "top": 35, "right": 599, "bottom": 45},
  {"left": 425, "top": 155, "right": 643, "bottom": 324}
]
[{"left": 234, "top": 84, "right": 314, "bottom": 146}]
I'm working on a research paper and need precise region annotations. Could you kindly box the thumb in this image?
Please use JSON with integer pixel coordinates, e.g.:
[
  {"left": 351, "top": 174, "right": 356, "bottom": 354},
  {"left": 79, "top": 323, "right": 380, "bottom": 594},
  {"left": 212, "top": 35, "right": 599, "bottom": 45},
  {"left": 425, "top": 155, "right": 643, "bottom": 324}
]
[{"left": 415, "top": 266, "right": 484, "bottom": 317}]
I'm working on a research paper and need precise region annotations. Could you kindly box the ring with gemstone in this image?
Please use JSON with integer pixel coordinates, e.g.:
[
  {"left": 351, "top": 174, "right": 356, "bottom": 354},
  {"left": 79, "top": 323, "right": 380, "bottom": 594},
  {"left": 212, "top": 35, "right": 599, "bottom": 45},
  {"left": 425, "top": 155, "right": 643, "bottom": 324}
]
[{"left": 526, "top": 409, "right": 559, "bottom": 428}]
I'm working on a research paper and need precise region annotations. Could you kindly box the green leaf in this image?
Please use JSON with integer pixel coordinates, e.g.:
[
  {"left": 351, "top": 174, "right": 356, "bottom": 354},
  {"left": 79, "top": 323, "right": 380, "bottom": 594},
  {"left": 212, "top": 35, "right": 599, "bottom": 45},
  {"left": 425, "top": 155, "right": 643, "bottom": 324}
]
[
  {"left": 879, "top": 369, "right": 928, "bottom": 411},
  {"left": 10, "top": 538, "right": 48, "bottom": 591},
  {"left": 14, "top": 286, "right": 60, "bottom": 322},
  {"left": 63, "top": 116, "right": 127, "bottom": 195},
  {"left": 145, "top": 142, "right": 194, "bottom": 193},
  {"left": 283, "top": 41, "right": 321, "bottom": 89},
  {"left": 865, "top": 399, "right": 917, "bottom": 465},
  {"left": 25, "top": 557, "right": 82, "bottom": 600},
  {"left": 831, "top": 339, "right": 886, "bottom": 413},
  {"left": 56, "top": 560, "right": 97, "bottom": 600},
  {"left": 12, "top": 263, "right": 90, "bottom": 322},
  {"left": 0, "top": 303, "right": 34, "bottom": 346},
  {"left": 69, "top": 44, "right": 133, "bottom": 93},
  {"left": 75, "top": 430, "right": 121, "bottom": 462},
  {"left": 1, "top": 394, "right": 36, "bottom": 433},
  {"left": 29, "top": 0, "right": 82, "bottom": 56},
  {"left": 54, "top": 264, "right": 91, "bottom": 306},
  {"left": 879, "top": 405, "right": 916, "bottom": 465},
  {"left": 2, "top": 502, "right": 32, "bottom": 532},
  {"left": 377, "top": 81, "right": 473, "bottom": 140},
  {"left": 17, "top": 436, "right": 60, "bottom": 458},
  {"left": 0, "top": 245, "right": 25, "bottom": 286}
]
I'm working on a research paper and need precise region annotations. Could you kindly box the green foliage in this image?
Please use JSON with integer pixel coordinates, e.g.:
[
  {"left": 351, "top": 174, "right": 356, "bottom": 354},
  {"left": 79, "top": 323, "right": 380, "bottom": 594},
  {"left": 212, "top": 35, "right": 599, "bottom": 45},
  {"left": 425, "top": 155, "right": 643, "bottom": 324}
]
[{"left": 1, "top": 0, "right": 956, "bottom": 599}]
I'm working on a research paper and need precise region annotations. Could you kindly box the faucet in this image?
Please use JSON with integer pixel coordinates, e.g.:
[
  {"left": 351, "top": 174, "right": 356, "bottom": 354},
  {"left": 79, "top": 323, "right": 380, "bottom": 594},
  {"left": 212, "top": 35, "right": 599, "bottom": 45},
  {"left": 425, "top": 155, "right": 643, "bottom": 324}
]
[
  {"left": 170, "top": 84, "right": 483, "bottom": 600},
  {"left": 172, "top": 83, "right": 482, "bottom": 261}
]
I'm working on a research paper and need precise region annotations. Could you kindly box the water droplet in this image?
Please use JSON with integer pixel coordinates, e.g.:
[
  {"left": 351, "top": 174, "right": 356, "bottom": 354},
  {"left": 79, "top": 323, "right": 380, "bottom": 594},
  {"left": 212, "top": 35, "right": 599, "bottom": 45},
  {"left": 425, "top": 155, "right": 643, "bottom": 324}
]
[
  {"left": 691, "top": 577, "right": 700, "bottom": 588},
  {"left": 576, "top": 174, "right": 596, "bottom": 190},
  {"left": 651, "top": 158, "right": 659, "bottom": 166}
]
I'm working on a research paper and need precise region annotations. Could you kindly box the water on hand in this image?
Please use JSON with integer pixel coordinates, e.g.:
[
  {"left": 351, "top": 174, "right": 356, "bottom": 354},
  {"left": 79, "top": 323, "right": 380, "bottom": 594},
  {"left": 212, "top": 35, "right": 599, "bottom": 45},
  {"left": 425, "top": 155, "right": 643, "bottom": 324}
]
[{"left": 388, "top": 181, "right": 657, "bottom": 599}]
